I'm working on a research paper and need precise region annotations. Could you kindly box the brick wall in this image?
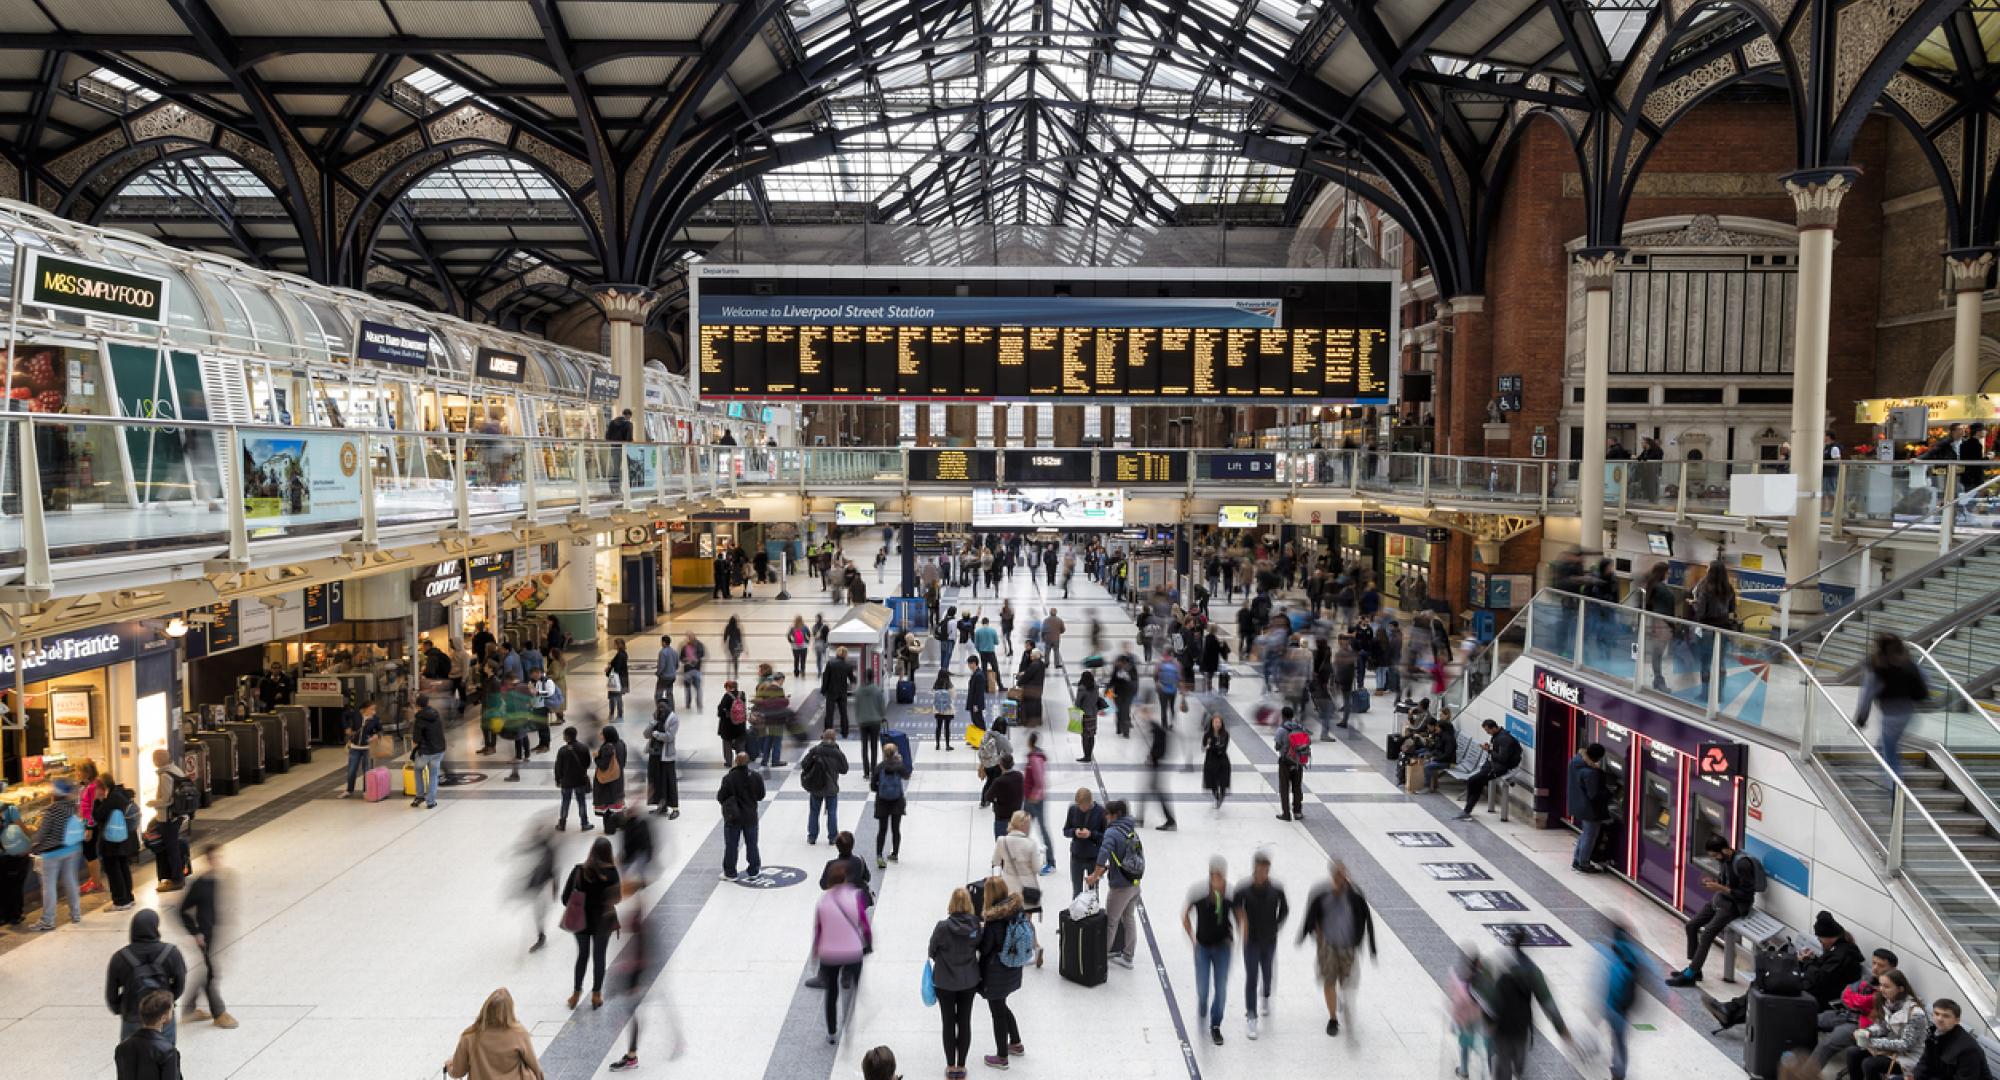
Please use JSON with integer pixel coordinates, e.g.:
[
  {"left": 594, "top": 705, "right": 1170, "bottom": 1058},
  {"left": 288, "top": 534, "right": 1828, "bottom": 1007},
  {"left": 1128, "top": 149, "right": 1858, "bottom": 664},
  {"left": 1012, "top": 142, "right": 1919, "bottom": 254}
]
[
  {"left": 1873, "top": 121, "right": 1998, "bottom": 396},
  {"left": 1465, "top": 104, "right": 1888, "bottom": 452}
]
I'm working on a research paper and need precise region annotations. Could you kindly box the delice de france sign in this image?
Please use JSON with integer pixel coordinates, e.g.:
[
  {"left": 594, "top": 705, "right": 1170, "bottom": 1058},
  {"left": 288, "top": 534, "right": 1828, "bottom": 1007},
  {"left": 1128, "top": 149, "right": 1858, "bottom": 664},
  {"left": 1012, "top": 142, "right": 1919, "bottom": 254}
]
[
  {"left": 355, "top": 319, "right": 431, "bottom": 367},
  {"left": 20, "top": 249, "right": 169, "bottom": 325}
]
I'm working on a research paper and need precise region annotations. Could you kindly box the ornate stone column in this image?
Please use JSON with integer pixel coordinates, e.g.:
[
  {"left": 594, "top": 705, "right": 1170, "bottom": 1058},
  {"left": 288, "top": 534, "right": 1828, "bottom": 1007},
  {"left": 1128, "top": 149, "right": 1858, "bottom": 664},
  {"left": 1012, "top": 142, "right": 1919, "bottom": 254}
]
[
  {"left": 1574, "top": 248, "right": 1624, "bottom": 549},
  {"left": 1946, "top": 250, "right": 1993, "bottom": 396},
  {"left": 593, "top": 285, "right": 662, "bottom": 424},
  {"left": 1782, "top": 169, "right": 1857, "bottom": 615}
]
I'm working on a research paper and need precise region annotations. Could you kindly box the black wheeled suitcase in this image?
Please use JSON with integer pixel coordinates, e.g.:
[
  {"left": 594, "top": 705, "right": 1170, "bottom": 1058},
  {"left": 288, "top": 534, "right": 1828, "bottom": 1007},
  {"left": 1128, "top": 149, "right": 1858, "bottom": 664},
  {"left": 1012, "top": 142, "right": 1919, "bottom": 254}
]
[
  {"left": 1743, "top": 990, "right": 1819, "bottom": 1079},
  {"left": 1059, "top": 909, "right": 1108, "bottom": 987},
  {"left": 1386, "top": 733, "right": 1406, "bottom": 759},
  {"left": 896, "top": 678, "right": 917, "bottom": 705}
]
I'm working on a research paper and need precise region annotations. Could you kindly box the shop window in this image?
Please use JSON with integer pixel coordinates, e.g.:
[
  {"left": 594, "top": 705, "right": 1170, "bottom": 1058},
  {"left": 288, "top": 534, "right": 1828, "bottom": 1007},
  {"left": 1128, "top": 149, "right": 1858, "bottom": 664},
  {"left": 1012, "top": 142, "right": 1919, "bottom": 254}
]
[
  {"left": 897, "top": 403, "right": 917, "bottom": 446},
  {"left": 1083, "top": 405, "right": 1102, "bottom": 442},
  {"left": 927, "top": 404, "right": 946, "bottom": 441},
  {"left": 1640, "top": 772, "right": 1675, "bottom": 847},
  {"left": 1006, "top": 405, "right": 1025, "bottom": 447},
  {"left": 1035, "top": 404, "right": 1054, "bottom": 447},
  {"left": 1114, "top": 406, "right": 1132, "bottom": 445},
  {"left": 976, "top": 405, "right": 995, "bottom": 446}
]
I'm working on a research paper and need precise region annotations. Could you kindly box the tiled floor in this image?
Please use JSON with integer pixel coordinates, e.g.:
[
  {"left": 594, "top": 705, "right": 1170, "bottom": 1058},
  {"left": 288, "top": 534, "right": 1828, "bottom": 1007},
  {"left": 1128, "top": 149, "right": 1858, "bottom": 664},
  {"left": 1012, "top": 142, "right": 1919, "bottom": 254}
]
[{"left": 0, "top": 538, "right": 1751, "bottom": 1079}]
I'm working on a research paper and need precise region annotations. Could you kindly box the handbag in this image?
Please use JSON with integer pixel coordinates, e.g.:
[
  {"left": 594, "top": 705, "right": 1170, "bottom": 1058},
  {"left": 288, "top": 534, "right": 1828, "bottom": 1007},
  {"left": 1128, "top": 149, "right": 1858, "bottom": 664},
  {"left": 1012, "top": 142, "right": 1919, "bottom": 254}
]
[
  {"left": 606, "top": 671, "right": 624, "bottom": 695},
  {"left": 964, "top": 722, "right": 986, "bottom": 749},
  {"left": 920, "top": 959, "right": 938, "bottom": 1007},
  {"left": 559, "top": 869, "right": 589, "bottom": 933},
  {"left": 595, "top": 750, "right": 623, "bottom": 785},
  {"left": 1068, "top": 884, "right": 1103, "bottom": 920},
  {"left": 368, "top": 734, "right": 395, "bottom": 760}
]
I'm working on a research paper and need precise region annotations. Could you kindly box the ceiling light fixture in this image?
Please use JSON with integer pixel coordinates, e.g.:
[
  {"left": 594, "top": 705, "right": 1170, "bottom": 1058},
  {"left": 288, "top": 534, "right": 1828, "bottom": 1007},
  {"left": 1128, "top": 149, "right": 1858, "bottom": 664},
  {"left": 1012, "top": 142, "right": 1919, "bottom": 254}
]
[
  {"left": 787, "top": 0, "right": 811, "bottom": 16},
  {"left": 1295, "top": 1, "right": 1315, "bottom": 18}
]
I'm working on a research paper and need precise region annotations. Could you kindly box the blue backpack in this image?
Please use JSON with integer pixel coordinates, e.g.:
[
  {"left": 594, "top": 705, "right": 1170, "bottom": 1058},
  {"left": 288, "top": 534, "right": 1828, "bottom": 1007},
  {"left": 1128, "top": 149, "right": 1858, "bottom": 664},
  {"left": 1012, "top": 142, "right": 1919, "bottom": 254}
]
[
  {"left": 102, "top": 798, "right": 133, "bottom": 844},
  {"left": 61, "top": 810, "right": 85, "bottom": 848},
  {"left": 1000, "top": 915, "right": 1035, "bottom": 968},
  {"left": 878, "top": 764, "right": 906, "bottom": 802}
]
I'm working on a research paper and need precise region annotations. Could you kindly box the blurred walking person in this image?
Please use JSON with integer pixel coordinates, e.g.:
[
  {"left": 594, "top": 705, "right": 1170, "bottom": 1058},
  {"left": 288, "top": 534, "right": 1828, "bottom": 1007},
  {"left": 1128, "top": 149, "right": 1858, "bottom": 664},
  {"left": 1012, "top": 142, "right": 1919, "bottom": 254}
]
[
  {"left": 1484, "top": 927, "right": 1573, "bottom": 1080},
  {"left": 1233, "top": 850, "right": 1289, "bottom": 1040},
  {"left": 1183, "top": 856, "right": 1235, "bottom": 1045},
  {"left": 1298, "top": 860, "right": 1375, "bottom": 1037},
  {"left": 177, "top": 844, "right": 236, "bottom": 1029},
  {"left": 561, "top": 837, "right": 621, "bottom": 1010},
  {"left": 812, "top": 863, "right": 873, "bottom": 1044}
]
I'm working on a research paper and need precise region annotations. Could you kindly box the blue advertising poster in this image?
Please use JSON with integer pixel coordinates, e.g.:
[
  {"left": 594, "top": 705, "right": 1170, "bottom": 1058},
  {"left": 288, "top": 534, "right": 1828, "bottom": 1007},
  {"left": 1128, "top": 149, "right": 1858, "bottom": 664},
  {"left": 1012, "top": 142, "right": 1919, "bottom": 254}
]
[
  {"left": 1741, "top": 834, "right": 1811, "bottom": 895},
  {"left": 1504, "top": 713, "right": 1535, "bottom": 748},
  {"left": 698, "top": 295, "right": 1283, "bottom": 328}
]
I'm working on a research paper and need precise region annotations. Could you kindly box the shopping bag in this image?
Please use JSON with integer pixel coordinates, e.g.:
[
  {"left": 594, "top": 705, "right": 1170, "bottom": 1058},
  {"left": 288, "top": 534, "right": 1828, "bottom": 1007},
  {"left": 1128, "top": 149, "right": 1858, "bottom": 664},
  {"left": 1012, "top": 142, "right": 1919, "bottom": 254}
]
[
  {"left": 964, "top": 722, "right": 986, "bottom": 749},
  {"left": 920, "top": 960, "right": 937, "bottom": 1007},
  {"left": 1067, "top": 707, "right": 1085, "bottom": 735},
  {"left": 1068, "top": 883, "right": 1103, "bottom": 920}
]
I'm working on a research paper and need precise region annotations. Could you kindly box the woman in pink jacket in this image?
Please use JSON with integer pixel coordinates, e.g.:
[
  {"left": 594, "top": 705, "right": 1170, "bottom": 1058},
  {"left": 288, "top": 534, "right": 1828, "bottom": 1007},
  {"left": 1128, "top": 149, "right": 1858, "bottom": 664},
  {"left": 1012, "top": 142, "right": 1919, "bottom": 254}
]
[{"left": 813, "top": 863, "right": 873, "bottom": 1043}]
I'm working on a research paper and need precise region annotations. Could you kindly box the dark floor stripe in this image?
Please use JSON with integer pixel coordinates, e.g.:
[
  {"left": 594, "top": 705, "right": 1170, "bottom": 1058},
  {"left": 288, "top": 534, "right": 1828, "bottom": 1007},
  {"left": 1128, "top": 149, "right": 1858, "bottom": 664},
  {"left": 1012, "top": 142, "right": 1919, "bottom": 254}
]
[{"left": 1206, "top": 696, "right": 1586, "bottom": 1080}]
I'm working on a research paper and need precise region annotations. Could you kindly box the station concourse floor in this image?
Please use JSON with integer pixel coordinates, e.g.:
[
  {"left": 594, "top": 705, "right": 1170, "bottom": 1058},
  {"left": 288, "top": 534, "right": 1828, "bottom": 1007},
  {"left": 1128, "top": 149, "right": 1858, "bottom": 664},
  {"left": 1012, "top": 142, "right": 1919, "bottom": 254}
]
[{"left": 0, "top": 542, "right": 1754, "bottom": 1080}]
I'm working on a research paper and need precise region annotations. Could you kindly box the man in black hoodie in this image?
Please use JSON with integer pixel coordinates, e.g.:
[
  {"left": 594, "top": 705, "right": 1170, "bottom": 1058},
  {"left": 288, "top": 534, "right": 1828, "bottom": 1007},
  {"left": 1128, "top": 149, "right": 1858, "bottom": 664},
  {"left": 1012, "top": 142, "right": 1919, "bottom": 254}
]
[
  {"left": 114, "top": 989, "right": 181, "bottom": 1080},
  {"left": 410, "top": 702, "right": 446, "bottom": 810},
  {"left": 106, "top": 909, "right": 187, "bottom": 1043}
]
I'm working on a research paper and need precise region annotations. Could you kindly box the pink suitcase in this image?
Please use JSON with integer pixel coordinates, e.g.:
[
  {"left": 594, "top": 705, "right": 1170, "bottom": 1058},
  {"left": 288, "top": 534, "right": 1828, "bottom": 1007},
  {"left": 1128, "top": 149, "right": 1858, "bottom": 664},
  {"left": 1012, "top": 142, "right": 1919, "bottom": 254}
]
[{"left": 363, "top": 766, "right": 393, "bottom": 802}]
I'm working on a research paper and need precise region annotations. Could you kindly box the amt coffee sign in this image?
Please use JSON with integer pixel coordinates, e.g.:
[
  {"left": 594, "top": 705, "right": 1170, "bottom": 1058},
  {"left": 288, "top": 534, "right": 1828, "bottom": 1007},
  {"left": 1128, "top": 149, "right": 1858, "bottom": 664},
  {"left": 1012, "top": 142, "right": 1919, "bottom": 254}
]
[{"left": 411, "top": 560, "right": 466, "bottom": 601}]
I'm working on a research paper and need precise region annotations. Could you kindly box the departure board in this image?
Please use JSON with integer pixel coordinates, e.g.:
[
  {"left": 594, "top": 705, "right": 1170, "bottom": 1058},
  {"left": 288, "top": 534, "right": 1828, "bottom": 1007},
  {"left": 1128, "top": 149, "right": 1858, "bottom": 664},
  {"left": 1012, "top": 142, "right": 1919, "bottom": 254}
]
[
  {"left": 694, "top": 285, "right": 1394, "bottom": 403},
  {"left": 1099, "top": 450, "right": 1188, "bottom": 484},
  {"left": 910, "top": 449, "right": 998, "bottom": 483}
]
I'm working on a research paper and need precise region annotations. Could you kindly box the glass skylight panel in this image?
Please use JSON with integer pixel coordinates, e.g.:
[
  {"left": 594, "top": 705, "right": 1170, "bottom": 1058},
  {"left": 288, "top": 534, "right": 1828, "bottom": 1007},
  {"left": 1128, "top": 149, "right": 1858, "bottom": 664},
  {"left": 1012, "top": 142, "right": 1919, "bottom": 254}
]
[
  {"left": 402, "top": 67, "right": 473, "bottom": 106},
  {"left": 86, "top": 68, "right": 159, "bottom": 103}
]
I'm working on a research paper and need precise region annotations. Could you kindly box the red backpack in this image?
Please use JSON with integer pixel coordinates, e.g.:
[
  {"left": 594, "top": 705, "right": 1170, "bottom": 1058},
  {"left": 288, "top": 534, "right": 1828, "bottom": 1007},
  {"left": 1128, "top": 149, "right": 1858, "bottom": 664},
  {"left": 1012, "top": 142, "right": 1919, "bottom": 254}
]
[{"left": 1286, "top": 729, "right": 1313, "bottom": 767}]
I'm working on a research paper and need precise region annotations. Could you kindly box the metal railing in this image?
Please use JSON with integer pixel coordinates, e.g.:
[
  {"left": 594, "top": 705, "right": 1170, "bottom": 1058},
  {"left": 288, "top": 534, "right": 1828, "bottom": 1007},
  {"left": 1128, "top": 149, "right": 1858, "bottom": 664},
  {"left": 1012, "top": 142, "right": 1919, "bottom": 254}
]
[
  {"left": 0, "top": 413, "right": 733, "bottom": 592},
  {"left": 1446, "top": 587, "right": 2000, "bottom": 1010}
]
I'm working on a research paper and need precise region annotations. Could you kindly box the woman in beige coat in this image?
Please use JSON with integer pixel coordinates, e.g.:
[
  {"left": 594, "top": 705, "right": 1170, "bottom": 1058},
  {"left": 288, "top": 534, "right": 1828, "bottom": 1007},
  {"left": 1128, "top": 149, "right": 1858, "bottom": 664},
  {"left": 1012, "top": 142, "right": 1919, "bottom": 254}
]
[{"left": 446, "top": 989, "right": 544, "bottom": 1080}]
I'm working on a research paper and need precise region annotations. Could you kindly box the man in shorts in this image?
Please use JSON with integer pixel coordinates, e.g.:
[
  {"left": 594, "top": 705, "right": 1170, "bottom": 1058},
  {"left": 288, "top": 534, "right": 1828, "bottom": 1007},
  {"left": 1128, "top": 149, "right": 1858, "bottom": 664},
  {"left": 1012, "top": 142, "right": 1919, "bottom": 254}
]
[{"left": 1297, "top": 860, "right": 1375, "bottom": 1037}]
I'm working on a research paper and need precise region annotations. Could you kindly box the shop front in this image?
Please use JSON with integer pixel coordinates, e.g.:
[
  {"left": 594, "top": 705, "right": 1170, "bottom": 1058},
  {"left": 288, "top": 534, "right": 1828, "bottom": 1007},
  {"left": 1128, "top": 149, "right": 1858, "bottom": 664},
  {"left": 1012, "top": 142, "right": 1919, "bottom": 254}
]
[
  {"left": 1536, "top": 666, "right": 1749, "bottom": 917},
  {"left": 1, "top": 622, "right": 179, "bottom": 822}
]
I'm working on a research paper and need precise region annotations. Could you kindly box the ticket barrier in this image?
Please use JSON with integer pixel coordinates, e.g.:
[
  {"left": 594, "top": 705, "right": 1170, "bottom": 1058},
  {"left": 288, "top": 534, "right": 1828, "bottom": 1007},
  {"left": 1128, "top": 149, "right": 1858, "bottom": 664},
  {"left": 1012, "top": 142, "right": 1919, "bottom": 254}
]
[
  {"left": 187, "top": 729, "right": 240, "bottom": 799},
  {"left": 220, "top": 720, "right": 267, "bottom": 785}
]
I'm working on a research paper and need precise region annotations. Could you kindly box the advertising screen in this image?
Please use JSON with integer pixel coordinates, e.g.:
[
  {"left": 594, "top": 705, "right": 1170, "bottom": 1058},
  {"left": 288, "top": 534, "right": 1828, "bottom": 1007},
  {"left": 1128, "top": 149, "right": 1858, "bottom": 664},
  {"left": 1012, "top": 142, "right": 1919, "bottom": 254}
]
[
  {"left": 1217, "top": 504, "right": 1261, "bottom": 528},
  {"left": 972, "top": 487, "right": 1124, "bottom": 528},
  {"left": 835, "top": 502, "right": 878, "bottom": 526},
  {"left": 1646, "top": 531, "right": 1673, "bottom": 556}
]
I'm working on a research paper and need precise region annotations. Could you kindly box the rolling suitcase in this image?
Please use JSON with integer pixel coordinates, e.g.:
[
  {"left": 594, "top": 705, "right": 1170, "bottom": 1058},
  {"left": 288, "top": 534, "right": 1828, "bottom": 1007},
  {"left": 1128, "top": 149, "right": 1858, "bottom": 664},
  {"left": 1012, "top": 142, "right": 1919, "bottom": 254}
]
[
  {"left": 1217, "top": 671, "right": 1231, "bottom": 692},
  {"left": 402, "top": 763, "right": 422, "bottom": 797},
  {"left": 1349, "top": 689, "right": 1371, "bottom": 713},
  {"left": 1059, "top": 909, "right": 1109, "bottom": 987},
  {"left": 1386, "top": 732, "right": 1405, "bottom": 760},
  {"left": 1743, "top": 989, "right": 1818, "bottom": 1079},
  {"left": 363, "top": 766, "right": 393, "bottom": 803},
  {"left": 896, "top": 678, "right": 917, "bottom": 705}
]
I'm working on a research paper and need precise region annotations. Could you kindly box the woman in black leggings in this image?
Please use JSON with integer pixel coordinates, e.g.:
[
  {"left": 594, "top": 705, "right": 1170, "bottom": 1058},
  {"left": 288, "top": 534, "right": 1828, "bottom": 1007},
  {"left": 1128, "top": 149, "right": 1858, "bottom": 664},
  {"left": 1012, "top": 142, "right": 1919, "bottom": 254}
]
[
  {"left": 927, "top": 888, "right": 981, "bottom": 1080},
  {"left": 561, "top": 837, "right": 621, "bottom": 1009},
  {"left": 975, "top": 878, "right": 1025, "bottom": 1068},
  {"left": 873, "top": 745, "right": 909, "bottom": 867}
]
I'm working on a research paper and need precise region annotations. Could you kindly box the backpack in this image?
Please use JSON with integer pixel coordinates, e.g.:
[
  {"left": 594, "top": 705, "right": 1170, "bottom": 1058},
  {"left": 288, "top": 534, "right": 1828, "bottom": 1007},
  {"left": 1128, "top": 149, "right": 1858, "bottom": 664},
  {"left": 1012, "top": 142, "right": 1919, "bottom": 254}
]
[
  {"left": 102, "top": 799, "right": 132, "bottom": 844},
  {"left": 1000, "top": 915, "right": 1036, "bottom": 968},
  {"left": 61, "top": 810, "right": 85, "bottom": 847},
  {"left": 730, "top": 695, "right": 747, "bottom": 727},
  {"left": 1286, "top": 729, "right": 1313, "bottom": 767},
  {"left": 1607, "top": 940, "right": 1641, "bottom": 1013},
  {"left": 1736, "top": 852, "right": 1767, "bottom": 895},
  {"left": 123, "top": 950, "right": 172, "bottom": 1010},
  {"left": 1108, "top": 824, "right": 1146, "bottom": 882},
  {"left": 800, "top": 749, "right": 833, "bottom": 795},
  {"left": 877, "top": 764, "right": 906, "bottom": 802},
  {"left": 1, "top": 817, "right": 27, "bottom": 856},
  {"left": 170, "top": 775, "right": 200, "bottom": 819}
]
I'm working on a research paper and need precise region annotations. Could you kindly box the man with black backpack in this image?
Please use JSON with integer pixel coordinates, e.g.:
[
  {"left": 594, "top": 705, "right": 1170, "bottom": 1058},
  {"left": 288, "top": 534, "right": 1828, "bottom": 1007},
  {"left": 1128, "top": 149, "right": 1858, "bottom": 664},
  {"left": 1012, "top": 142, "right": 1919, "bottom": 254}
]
[
  {"left": 1274, "top": 707, "right": 1311, "bottom": 822},
  {"left": 1666, "top": 835, "right": 1763, "bottom": 987},
  {"left": 106, "top": 908, "right": 187, "bottom": 1043},
  {"left": 1085, "top": 800, "right": 1145, "bottom": 970},
  {"left": 800, "top": 729, "right": 849, "bottom": 846},
  {"left": 147, "top": 748, "right": 197, "bottom": 893},
  {"left": 717, "top": 751, "right": 767, "bottom": 882},
  {"left": 1452, "top": 719, "right": 1522, "bottom": 821}
]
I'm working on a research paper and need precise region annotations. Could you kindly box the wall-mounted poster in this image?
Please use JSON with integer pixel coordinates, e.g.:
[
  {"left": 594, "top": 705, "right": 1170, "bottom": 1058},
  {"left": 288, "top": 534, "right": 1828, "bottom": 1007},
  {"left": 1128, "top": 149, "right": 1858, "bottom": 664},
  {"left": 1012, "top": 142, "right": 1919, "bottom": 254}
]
[
  {"left": 49, "top": 688, "right": 93, "bottom": 740},
  {"left": 240, "top": 433, "right": 363, "bottom": 533}
]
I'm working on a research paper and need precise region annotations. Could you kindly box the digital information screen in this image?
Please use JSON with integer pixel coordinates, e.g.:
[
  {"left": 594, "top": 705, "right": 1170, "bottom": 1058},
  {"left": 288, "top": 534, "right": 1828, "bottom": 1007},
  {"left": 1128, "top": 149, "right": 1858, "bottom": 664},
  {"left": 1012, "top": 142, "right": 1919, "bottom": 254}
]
[
  {"left": 910, "top": 449, "right": 998, "bottom": 483},
  {"left": 693, "top": 276, "right": 1394, "bottom": 404},
  {"left": 1003, "top": 450, "right": 1093, "bottom": 484},
  {"left": 1100, "top": 449, "right": 1187, "bottom": 484}
]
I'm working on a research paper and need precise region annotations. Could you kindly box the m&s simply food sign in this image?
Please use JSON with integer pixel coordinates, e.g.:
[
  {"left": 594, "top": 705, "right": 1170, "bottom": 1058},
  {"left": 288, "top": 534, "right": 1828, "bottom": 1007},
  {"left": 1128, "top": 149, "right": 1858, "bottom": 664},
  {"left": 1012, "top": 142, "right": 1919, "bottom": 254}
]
[{"left": 19, "top": 249, "right": 169, "bottom": 325}]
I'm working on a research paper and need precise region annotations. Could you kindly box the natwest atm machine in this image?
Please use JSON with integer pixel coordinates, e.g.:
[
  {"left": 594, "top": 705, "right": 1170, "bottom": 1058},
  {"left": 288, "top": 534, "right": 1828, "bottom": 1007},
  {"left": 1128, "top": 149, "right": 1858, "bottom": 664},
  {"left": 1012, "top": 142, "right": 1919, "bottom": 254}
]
[{"left": 1534, "top": 667, "right": 1749, "bottom": 916}]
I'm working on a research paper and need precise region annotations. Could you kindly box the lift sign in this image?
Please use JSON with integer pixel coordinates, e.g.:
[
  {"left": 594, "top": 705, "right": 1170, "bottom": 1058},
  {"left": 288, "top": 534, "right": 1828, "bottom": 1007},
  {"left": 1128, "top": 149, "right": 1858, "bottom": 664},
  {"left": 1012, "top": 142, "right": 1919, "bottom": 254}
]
[{"left": 1697, "top": 741, "right": 1746, "bottom": 779}]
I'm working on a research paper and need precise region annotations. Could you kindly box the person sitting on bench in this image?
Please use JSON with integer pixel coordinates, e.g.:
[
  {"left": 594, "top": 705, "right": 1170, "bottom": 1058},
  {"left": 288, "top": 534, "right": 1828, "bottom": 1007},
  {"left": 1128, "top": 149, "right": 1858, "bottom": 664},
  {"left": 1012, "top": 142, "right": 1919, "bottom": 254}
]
[
  {"left": 1666, "top": 837, "right": 1762, "bottom": 987},
  {"left": 1700, "top": 910, "right": 1863, "bottom": 1030},
  {"left": 1451, "top": 719, "right": 1521, "bottom": 820}
]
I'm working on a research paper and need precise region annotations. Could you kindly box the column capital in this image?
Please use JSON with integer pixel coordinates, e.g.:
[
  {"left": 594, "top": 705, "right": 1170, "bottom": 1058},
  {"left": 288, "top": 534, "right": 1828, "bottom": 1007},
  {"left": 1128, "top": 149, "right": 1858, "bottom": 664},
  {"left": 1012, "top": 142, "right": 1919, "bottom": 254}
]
[
  {"left": 1780, "top": 167, "right": 1860, "bottom": 230},
  {"left": 1444, "top": 295, "right": 1485, "bottom": 316},
  {"left": 1574, "top": 247, "right": 1626, "bottom": 290},
  {"left": 592, "top": 284, "right": 662, "bottom": 324},
  {"left": 1945, "top": 249, "right": 1995, "bottom": 293}
]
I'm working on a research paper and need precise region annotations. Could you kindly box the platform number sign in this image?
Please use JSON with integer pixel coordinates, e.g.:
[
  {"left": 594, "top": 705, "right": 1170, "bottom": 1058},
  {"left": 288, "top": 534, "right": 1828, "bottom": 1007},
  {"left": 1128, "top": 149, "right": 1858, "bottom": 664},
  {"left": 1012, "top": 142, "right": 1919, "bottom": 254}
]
[{"left": 1697, "top": 741, "right": 1745, "bottom": 780}]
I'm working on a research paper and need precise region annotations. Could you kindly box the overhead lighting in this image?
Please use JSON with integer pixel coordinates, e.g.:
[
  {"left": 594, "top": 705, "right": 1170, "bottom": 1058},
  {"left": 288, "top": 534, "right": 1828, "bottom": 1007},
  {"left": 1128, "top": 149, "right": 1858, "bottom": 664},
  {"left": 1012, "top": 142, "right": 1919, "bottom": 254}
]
[
  {"left": 787, "top": 0, "right": 811, "bottom": 15},
  {"left": 164, "top": 617, "right": 189, "bottom": 639},
  {"left": 1295, "top": 1, "right": 1315, "bottom": 17}
]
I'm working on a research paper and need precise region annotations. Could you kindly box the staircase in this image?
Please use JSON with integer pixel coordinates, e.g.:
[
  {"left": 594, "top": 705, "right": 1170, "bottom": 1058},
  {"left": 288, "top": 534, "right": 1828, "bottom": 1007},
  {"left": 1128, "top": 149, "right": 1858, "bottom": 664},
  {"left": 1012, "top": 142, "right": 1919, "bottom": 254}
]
[
  {"left": 1804, "top": 535, "right": 2000, "bottom": 685},
  {"left": 1820, "top": 751, "right": 2000, "bottom": 968}
]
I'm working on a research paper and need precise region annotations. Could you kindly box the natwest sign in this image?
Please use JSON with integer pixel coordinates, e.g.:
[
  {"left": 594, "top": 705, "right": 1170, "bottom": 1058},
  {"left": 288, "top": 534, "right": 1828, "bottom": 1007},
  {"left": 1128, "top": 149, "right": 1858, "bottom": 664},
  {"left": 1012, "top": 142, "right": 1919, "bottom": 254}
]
[
  {"left": 1534, "top": 669, "right": 1584, "bottom": 706},
  {"left": 411, "top": 560, "right": 465, "bottom": 601}
]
